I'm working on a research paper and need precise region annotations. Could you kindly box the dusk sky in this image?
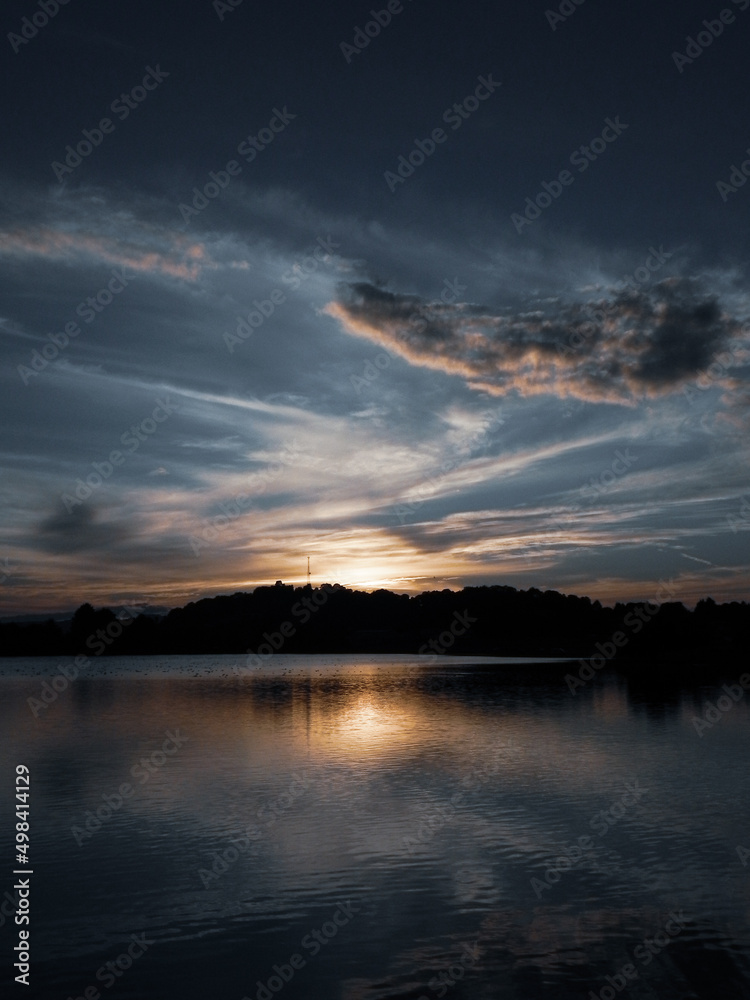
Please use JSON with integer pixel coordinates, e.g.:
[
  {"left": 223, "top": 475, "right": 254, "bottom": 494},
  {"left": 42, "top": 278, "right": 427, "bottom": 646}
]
[{"left": 1, "top": 0, "right": 749, "bottom": 615}]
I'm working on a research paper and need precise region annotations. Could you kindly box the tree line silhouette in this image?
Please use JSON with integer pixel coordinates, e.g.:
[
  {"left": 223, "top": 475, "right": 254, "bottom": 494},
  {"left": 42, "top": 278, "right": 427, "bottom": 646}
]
[{"left": 0, "top": 583, "right": 747, "bottom": 675}]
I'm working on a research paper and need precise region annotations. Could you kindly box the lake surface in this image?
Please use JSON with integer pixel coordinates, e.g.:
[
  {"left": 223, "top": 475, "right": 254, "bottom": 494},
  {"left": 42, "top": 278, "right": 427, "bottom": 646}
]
[{"left": 1, "top": 654, "right": 749, "bottom": 1000}]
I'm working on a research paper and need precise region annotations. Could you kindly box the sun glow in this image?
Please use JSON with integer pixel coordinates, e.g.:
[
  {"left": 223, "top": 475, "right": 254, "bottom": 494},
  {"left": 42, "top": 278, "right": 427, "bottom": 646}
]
[{"left": 315, "top": 691, "right": 424, "bottom": 761}]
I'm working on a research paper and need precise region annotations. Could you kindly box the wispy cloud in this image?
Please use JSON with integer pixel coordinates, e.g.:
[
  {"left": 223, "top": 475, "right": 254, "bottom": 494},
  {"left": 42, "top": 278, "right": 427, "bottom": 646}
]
[{"left": 0, "top": 224, "right": 209, "bottom": 282}]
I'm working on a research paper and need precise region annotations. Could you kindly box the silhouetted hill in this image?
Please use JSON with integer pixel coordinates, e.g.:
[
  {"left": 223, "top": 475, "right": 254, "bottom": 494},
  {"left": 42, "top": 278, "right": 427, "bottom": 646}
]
[{"left": 0, "top": 583, "right": 747, "bottom": 683}]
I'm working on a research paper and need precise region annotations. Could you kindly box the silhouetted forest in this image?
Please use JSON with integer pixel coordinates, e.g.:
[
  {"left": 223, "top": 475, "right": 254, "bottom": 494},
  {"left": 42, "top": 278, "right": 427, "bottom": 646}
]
[{"left": 1, "top": 583, "right": 747, "bottom": 678}]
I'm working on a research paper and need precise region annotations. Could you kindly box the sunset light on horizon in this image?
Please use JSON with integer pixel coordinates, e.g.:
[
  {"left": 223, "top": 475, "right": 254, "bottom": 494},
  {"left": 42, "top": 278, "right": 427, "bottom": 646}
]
[{"left": 1, "top": 0, "right": 749, "bottom": 618}]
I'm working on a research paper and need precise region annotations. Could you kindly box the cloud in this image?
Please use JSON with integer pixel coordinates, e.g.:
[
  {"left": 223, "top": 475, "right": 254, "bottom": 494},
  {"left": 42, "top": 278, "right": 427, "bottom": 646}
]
[
  {"left": 0, "top": 224, "right": 209, "bottom": 283},
  {"left": 325, "top": 279, "right": 748, "bottom": 405},
  {"left": 37, "top": 503, "right": 133, "bottom": 555}
]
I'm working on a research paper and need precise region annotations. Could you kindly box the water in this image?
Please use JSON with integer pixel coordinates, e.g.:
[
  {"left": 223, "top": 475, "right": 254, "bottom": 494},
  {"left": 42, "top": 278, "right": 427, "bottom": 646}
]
[{"left": 1, "top": 654, "right": 749, "bottom": 999}]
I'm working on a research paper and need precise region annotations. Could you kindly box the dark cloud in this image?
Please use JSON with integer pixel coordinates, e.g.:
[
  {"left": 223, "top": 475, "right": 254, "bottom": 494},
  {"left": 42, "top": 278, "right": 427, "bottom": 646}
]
[
  {"left": 327, "top": 279, "right": 746, "bottom": 405},
  {"left": 632, "top": 292, "right": 725, "bottom": 386},
  {"left": 37, "top": 503, "right": 132, "bottom": 555}
]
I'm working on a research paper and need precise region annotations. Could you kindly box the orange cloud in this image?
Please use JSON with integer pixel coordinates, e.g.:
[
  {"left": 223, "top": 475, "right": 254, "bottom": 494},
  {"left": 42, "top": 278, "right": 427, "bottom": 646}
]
[
  {"left": 0, "top": 225, "right": 209, "bottom": 281},
  {"left": 325, "top": 280, "right": 747, "bottom": 406}
]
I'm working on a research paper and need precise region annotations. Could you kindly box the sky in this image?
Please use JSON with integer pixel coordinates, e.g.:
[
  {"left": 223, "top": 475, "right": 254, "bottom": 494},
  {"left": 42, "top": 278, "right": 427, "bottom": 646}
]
[{"left": 1, "top": 0, "right": 749, "bottom": 616}]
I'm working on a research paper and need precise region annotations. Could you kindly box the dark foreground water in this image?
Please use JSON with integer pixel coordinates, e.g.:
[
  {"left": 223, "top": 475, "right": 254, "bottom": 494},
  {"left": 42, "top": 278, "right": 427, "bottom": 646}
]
[{"left": 0, "top": 654, "right": 749, "bottom": 1000}]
